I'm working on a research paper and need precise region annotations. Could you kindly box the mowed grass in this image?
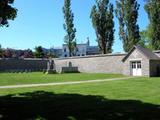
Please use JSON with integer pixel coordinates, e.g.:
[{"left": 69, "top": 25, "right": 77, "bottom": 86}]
[
  {"left": 0, "top": 75, "right": 160, "bottom": 119},
  {"left": 0, "top": 72, "right": 124, "bottom": 86},
  {"left": 0, "top": 77, "right": 160, "bottom": 104}
]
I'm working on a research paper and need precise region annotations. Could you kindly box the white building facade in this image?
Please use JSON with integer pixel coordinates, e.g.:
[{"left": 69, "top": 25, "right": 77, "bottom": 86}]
[{"left": 62, "top": 40, "right": 100, "bottom": 57}]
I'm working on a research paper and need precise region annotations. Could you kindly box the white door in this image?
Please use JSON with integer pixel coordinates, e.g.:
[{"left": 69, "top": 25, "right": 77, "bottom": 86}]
[{"left": 131, "top": 61, "right": 142, "bottom": 76}]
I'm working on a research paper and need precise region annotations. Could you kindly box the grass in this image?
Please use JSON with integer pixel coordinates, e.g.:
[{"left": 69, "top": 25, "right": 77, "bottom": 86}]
[
  {"left": 0, "top": 72, "right": 124, "bottom": 86},
  {"left": 0, "top": 73, "right": 160, "bottom": 119}
]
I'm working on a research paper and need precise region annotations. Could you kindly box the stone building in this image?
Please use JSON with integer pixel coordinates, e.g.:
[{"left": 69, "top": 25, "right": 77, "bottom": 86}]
[{"left": 122, "top": 45, "right": 160, "bottom": 76}]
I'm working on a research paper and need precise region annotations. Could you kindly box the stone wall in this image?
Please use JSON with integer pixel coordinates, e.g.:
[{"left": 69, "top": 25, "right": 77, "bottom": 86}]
[
  {"left": 54, "top": 54, "right": 126, "bottom": 74},
  {"left": 0, "top": 58, "right": 48, "bottom": 72}
]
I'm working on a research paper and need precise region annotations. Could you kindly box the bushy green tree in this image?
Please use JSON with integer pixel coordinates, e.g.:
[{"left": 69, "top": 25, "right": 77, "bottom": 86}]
[
  {"left": 139, "top": 24, "right": 153, "bottom": 49},
  {"left": 145, "top": 0, "right": 160, "bottom": 50},
  {"left": 90, "top": 0, "right": 114, "bottom": 54},
  {"left": 63, "top": 0, "right": 76, "bottom": 57},
  {"left": 0, "top": 0, "right": 17, "bottom": 27},
  {"left": 34, "top": 46, "right": 45, "bottom": 58},
  {"left": 115, "top": 0, "right": 140, "bottom": 52},
  {"left": 0, "top": 45, "right": 3, "bottom": 57}
]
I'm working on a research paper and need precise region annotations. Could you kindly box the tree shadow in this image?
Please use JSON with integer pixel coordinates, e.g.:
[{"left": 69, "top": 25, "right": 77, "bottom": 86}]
[{"left": 0, "top": 91, "right": 160, "bottom": 120}]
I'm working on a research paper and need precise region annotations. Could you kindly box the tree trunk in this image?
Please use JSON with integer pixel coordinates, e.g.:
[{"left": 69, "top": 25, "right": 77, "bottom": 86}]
[
  {"left": 102, "top": 46, "right": 106, "bottom": 54},
  {"left": 68, "top": 40, "right": 72, "bottom": 57},
  {"left": 102, "top": 38, "right": 106, "bottom": 54},
  {"left": 69, "top": 48, "right": 72, "bottom": 57}
]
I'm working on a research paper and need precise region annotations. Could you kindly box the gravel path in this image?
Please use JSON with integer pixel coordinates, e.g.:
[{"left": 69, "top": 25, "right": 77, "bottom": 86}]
[{"left": 0, "top": 77, "right": 134, "bottom": 89}]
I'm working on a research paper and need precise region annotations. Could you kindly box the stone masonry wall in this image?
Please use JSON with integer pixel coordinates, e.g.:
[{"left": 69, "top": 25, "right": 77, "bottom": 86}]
[
  {"left": 0, "top": 58, "right": 48, "bottom": 72},
  {"left": 54, "top": 54, "right": 126, "bottom": 74},
  {"left": 0, "top": 54, "right": 126, "bottom": 74}
]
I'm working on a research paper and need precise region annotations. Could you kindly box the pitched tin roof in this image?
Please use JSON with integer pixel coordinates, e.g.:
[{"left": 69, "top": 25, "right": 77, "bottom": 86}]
[{"left": 122, "top": 45, "right": 160, "bottom": 62}]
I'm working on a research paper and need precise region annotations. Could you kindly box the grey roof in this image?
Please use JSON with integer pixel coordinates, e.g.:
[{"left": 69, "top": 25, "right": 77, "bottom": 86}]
[{"left": 122, "top": 45, "right": 160, "bottom": 62}]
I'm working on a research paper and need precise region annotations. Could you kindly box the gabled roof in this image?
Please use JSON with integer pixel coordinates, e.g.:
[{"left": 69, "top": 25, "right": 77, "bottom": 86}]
[{"left": 122, "top": 45, "right": 160, "bottom": 62}]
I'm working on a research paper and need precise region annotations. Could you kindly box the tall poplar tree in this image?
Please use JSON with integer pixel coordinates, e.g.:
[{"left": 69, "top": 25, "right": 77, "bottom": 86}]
[
  {"left": 145, "top": 0, "right": 160, "bottom": 50},
  {"left": 63, "top": 0, "right": 76, "bottom": 57},
  {"left": 0, "top": 0, "right": 17, "bottom": 27},
  {"left": 90, "top": 0, "right": 114, "bottom": 54},
  {"left": 115, "top": 0, "right": 140, "bottom": 52}
]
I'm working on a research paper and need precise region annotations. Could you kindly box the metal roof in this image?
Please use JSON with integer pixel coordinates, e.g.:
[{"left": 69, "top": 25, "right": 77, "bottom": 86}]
[{"left": 122, "top": 45, "right": 160, "bottom": 62}]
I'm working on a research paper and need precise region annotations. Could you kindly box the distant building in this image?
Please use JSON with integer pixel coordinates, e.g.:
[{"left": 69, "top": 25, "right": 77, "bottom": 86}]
[
  {"left": 42, "top": 48, "right": 62, "bottom": 58},
  {"left": 53, "top": 48, "right": 63, "bottom": 57},
  {"left": 62, "top": 39, "right": 100, "bottom": 57},
  {"left": 86, "top": 46, "right": 100, "bottom": 55},
  {"left": 62, "top": 43, "right": 88, "bottom": 57}
]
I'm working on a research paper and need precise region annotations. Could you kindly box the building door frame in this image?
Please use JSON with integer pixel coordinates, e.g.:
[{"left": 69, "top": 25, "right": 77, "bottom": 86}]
[{"left": 130, "top": 61, "right": 142, "bottom": 76}]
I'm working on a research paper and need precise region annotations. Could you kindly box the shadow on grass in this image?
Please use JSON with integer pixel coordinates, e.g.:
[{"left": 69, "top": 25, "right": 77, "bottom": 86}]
[{"left": 0, "top": 91, "right": 160, "bottom": 120}]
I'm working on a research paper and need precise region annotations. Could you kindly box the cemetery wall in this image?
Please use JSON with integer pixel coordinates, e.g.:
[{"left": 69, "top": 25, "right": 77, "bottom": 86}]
[
  {"left": 0, "top": 58, "right": 48, "bottom": 72},
  {"left": 54, "top": 54, "right": 126, "bottom": 74},
  {"left": 0, "top": 53, "right": 126, "bottom": 74}
]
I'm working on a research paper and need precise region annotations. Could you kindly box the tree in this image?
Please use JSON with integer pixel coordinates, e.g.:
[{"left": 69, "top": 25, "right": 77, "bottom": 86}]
[
  {"left": 90, "top": 0, "right": 114, "bottom": 54},
  {"left": 63, "top": 0, "right": 76, "bottom": 57},
  {"left": 144, "top": 0, "right": 160, "bottom": 50},
  {"left": 3, "top": 48, "right": 13, "bottom": 58},
  {"left": 115, "top": 0, "right": 140, "bottom": 52},
  {"left": 139, "top": 24, "right": 153, "bottom": 49},
  {"left": 23, "top": 49, "right": 34, "bottom": 58},
  {"left": 0, "top": 0, "right": 17, "bottom": 27},
  {"left": 47, "top": 53, "right": 56, "bottom": 58},
  {"left": 0, "top": 45, "right": 3, "bottom": 57},
  {"left": 34, "top": 46, "right": 45, "bottom": 58}
]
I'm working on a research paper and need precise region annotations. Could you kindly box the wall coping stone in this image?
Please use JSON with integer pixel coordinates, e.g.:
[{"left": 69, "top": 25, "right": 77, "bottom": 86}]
[
  {"left": 54, "top": 53, "right": 127, "bottom": 60},
  {"left": 0, "top": 58, "right": 48, "bottom": 61}
]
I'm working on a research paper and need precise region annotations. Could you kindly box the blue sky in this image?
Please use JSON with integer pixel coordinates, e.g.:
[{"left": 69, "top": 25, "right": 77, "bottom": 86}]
[{"left": 0, "top": 0, "right": 149, "bottom": 52}]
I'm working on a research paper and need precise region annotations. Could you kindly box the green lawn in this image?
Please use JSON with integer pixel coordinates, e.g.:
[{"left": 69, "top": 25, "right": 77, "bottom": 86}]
[
  {"left": 0, "top": 72, "right": 124, "bottom": 86},
  {"left": 0, "top": 74, "right": 160, "bottom": 120}
]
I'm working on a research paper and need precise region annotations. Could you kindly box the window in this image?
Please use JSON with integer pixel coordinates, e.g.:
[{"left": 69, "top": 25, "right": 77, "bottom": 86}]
[
  {"left": 132, "top": 62, "right": 136, "bottom": 68},
  {"left": 131, "top": 61, "right": 141, "bottom": 69},
  {"left": 64, "top": 48, "right": 66, "bottom": 52},
  {"left": 65, "top": 54, "right": 67, "bottom": 57},
  {"left": 137, "top": 62, "right": 141, "bottom": 68},
  {"left": 76, "top": 48, "right": 79, "bottom": 52}
]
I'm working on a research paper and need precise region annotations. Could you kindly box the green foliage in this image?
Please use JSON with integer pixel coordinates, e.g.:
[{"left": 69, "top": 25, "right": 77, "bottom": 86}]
[
  {"left": 67, "top": 116, "right": 77, "bottom": 120},
  {"left": 139, "top": 24, "right": 153, "bottom": 49},
  {"left": 47, "top": 50, "right": 56, "bottom": 58},
  {"left": 34, "top": 46, "right": 45, "bottom": 58},
  {"left": 144, "top": 0, "right": 160, "bottom": 50},
  {"left": 63, "top": 0, "right": 76, "bottom": 57},
  {"left": 0, "top": 44, "right": 2, "bottom": 57},
  {"left": 90, "top": 0, "right": 114, "bottom": 54},
  {"left": 116, "top": 0, "right": 140, "bottom": 52},
  {"left": 0, "top": 0, "right": 17, "bottom": 27}
]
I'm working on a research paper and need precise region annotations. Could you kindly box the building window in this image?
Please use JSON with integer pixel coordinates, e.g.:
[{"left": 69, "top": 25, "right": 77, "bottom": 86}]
[
  {"left": 65, "top": 54, "right": 67, "bottom": 57},
  {"left": 76, "top": 48, "right": 79, "bottom": 52},
  {"left": 131, "top": 61, "right": 141, "bottom": 69},
  {"left": 132, "top": 62, "right": 136, "bottom": 68},
  {"left": 64, "top": 48, "right": 66, "bottom": 52},
  {"left": 137, "top": 62, "right": 141, "bottom": 68}
]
